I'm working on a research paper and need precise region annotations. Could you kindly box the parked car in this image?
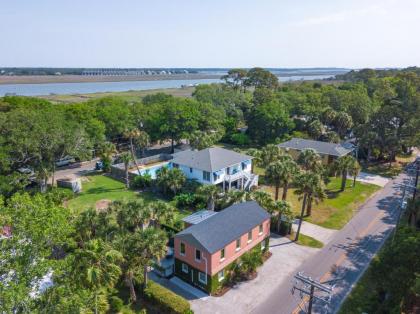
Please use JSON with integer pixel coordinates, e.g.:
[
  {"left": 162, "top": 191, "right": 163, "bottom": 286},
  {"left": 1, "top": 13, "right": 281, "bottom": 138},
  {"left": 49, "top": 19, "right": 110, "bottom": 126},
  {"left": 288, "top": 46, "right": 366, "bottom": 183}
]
[{"left": 55, "top": 156, "right": 75, "bottom": 167}]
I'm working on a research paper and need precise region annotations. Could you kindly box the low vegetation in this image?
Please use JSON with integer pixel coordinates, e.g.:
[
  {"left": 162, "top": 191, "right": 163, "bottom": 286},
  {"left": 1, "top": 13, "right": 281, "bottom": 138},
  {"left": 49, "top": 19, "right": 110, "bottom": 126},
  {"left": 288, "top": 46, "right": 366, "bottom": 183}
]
[
  {"left": 339, "top": 222, "right": 420, "bottom": 313},
  {"left": 144, "top": 281, "right": 192, "bottom": 314},
  {"left": 289, "top": 232, "right": 324, "bottom": 248}
]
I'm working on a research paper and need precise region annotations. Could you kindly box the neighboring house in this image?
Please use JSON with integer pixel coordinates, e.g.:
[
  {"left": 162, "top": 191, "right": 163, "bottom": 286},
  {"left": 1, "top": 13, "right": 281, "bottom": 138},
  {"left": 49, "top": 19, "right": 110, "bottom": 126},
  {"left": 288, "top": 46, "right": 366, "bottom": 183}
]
[
  {"left": 277, "top": 138, "right": 354, "bottom": 164},
  {"left": 170, "top": 147, "right": 258, "bottom": 191},
  {"left": 174, "top": 201, "right": 270, "bottom": 294}
]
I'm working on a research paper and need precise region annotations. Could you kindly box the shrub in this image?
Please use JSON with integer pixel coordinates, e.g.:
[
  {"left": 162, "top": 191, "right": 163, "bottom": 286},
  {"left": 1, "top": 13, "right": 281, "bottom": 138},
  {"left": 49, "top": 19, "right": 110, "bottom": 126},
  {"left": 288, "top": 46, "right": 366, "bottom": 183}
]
[
  {"left": 45, "top": 187, "right": 74, "bottom": 205},
  {"left": 132, "top": 173, "right": 153, "bottom": 189},
  {"left": 101, "top": 156, "right": 112, "bottom": 172},
  {"left": 174, "top": 193, "right": 196, "bottom": 208},
  {"left": 109, "top": 296, "right": 124, "bottom": 312},
  {"left": 230, "top": 133, "right": 250, "bottom": 146},
  {"left": 144, "top": 281, "right": 192, "bottom": 314}
]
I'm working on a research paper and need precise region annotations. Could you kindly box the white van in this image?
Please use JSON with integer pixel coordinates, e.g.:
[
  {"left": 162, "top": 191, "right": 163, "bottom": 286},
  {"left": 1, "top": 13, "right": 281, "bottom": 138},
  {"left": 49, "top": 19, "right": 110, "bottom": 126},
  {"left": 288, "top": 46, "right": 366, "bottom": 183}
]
[{"left": 55, "top": 156, "right": 75, "bottom": 167}]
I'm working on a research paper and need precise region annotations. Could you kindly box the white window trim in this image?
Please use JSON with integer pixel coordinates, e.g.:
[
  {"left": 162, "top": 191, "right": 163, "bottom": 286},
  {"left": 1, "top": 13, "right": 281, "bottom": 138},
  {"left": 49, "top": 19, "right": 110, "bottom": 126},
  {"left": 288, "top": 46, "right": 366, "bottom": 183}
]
[
  {"left": 198, "top": 272, "right": 207, "bottom": 284},
  {"left": 259, "top": 224, "right": 263, "bottom": 236},
  {"left": 218, "top": 270, "right": 225, "bottom": 282},
  {"left": 180, "top": 242, "right": 186, "bottom": 256},
  {"left": 247, "top": 231, "right": 253, "bottom": 243},
  {"left": 220, "top": 249, "right": 225, "bottom": 262},
  {"left": 182, "top": 263, "right": 188, "bottom": 273},
  {"left": 195, "top": 249, "right": 202, "bottom": 262},
  {"left": 236, "top": 239, "right": 241, "bottom": 251}
]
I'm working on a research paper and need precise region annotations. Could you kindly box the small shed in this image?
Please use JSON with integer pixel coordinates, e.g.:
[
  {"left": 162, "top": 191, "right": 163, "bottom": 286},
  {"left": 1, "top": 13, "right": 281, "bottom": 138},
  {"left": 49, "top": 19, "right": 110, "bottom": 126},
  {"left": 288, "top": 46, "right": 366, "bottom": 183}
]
[{"left": 56, "top": 177, "right": 82, "bottom": 193}]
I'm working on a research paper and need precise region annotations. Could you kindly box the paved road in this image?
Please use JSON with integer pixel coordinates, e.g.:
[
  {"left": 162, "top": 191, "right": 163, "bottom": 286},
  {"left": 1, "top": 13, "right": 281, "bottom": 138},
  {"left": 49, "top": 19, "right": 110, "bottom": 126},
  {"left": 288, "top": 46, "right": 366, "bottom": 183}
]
[
  {"left": 253, "top": 169, "right": 414, "bottom": 314},
  {"left": 53, "top": 159, "right": 97, "bottom": 183}
]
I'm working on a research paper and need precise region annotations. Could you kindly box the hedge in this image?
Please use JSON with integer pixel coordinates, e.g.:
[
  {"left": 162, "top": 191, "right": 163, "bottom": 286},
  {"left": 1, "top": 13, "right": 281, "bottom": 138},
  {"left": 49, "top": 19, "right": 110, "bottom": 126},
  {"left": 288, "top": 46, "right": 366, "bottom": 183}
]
[{"left": 144, "top": 281, "right": 192, "bottom": 314}]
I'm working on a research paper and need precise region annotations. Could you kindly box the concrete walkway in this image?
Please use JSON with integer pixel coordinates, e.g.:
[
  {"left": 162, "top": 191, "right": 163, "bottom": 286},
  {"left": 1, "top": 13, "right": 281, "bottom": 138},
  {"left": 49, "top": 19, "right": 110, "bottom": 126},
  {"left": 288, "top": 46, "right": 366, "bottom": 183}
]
[
  {"left": 348, "top": 171, "right": 390, "bottom": 187},
  {"left": 292, "top": 220, "right": 338, "bottom": 244}
]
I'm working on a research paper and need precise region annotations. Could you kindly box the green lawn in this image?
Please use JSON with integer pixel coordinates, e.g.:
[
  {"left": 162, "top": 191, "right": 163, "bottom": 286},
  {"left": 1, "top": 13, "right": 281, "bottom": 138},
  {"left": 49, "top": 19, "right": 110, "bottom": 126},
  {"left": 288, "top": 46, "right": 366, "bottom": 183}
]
[
  {"left": 67, "top": 174, "right": 161, "bottom": 213},
  {"left": 262, "top": 177, "right": 381, "bottom": 229},
  {"left": 289, "top": 232, "right": 324, "bottom": 248}
]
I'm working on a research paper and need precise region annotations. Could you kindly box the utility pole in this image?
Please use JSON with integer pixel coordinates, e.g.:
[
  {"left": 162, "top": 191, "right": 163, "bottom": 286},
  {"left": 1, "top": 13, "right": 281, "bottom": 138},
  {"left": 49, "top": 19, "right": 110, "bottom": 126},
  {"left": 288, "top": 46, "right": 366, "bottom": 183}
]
[
  {"left": 392, "top": 187, "right": 406, "bottom": 245},
  {"left": 412, "top": 164, "right": 419, "bottom": 201},
  {"left": 292, "top": 272, "right": 333, "bottom": 314}
]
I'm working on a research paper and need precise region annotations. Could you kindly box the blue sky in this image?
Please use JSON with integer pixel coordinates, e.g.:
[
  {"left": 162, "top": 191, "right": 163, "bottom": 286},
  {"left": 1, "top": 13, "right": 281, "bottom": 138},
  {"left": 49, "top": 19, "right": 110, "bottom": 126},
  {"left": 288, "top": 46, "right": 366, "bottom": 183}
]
[{"left": 1, "top": 0, "right": 419, "bottom": 68}]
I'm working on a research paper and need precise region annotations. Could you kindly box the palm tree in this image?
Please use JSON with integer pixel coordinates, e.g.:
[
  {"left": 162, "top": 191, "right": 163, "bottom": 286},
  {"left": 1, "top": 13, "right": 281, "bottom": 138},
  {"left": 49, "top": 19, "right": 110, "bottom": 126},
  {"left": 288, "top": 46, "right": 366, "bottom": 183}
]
[
  {"left": 149, "top": 201, "right": 176, "bottom": 227},
  {"left": 136, "top": 130, "right": 150, "bottom": 157},
  {"left": 293, "top": 172, "right": 322, "bottom": 240},
  {"left": 73, "top": 239, "right": 122, "bottom": 314},
  {"left": 156, "top": 166, "right": 170, "bottom": 195},
  {"left": 124, "top": 128, "right": 142, "bottom": 174},
  {"left": 166, "top": 168, "right": 186, "bottom": 195},
  {"left": 120, "top": 152, "right": 132, "bottom": 189},
  {"left": 98, "top": 141, "right": 117, "bottom": 172},
  {"left": 260, "top": 144, "right": 283, "bottom": 166},
  {"left": 270, "top": 200, "right": 292, "bottom": 232},
  {"left": 138, "top": 228, "right": 168, "bottom": 290},
  {"left": 196, "top": 184, "right": 221, "bottom": 211},
  {"left": 246, "top": 148, "right": 262, "bottom": 173},
  {"left": 278, "top": 156, "right": 300, "bottom": 200},
  {"left": 305, "top": 175, "right": 326, "bottom": 216},
  {"left": 115, "top": 200, "right": 151, "bottom": 232},
  {"left": 251, "top": 190, "right": 275, "bottom": 212},
  {"left": 297, "top": 149, "right": 323, "bottom": 173},
  {"left": 220, "top": 189, "right": 250, "bottom": 209},
  {"left": 333, "top": 155, "right": 357, "bottom": 191},
  {"left": 265, "top": 161, "right": 283, "bottom": 201},
  {"left": 238, "top": 249, "right": 263, "bottom": 277}
]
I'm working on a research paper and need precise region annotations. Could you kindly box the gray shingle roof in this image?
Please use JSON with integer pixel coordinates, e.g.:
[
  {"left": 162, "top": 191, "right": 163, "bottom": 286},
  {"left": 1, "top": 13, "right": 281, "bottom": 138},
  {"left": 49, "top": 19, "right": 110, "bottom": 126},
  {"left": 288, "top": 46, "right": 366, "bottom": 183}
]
[
  {"left": 171, "top": 147, "right": 252, "bottom": 172},
  {"left": 176, "top": 201, "right": 270, "bottom": 254},
  {"left": 277, "top": 138, "right": 353, "bottom": 157}
]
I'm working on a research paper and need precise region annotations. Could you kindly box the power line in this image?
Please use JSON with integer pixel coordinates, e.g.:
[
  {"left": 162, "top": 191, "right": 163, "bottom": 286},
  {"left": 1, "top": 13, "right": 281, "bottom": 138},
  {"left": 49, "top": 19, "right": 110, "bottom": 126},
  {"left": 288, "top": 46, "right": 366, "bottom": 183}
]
[{"left": 292, "top": 272, "right": 334, "bottom": 314}]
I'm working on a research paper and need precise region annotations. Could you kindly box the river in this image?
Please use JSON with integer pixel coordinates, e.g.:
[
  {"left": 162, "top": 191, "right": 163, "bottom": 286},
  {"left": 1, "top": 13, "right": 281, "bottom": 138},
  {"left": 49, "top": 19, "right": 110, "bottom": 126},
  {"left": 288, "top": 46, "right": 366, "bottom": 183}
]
[{"left": 0, "top": 75, "right": 333, "bottom": 97}]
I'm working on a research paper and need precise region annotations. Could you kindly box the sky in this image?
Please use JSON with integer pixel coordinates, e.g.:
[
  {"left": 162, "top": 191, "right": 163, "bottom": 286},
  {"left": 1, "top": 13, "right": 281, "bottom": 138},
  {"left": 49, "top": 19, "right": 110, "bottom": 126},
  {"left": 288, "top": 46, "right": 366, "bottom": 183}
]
[{"left": 1, "top": 0, "right": 420, "bottom": 68}]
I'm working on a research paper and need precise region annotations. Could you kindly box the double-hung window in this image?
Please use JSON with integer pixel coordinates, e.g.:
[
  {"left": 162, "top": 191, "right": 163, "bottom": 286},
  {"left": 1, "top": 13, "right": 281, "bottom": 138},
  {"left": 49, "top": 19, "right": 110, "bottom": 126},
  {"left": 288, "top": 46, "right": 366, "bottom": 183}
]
[
  {"left": 202, "top": 171, "right": 210, "bottom": 181},
  {"left": 182, "top": 263, "right": 188, "bottom": 273},
  {"left": 195, "top": 249, "right": 201, "bottom": 262},
  {"left": 218, "top": 270, "right": 225, "bottom": 282},
  {"left": 248, "top": 231, "right": 252, "bottom": 243},
  {"left": 259, "top": 224, "right": 263, "bottom": 235},
  {"left": 198, "top": 272, "right": 207, "bottom": 284},
  {"left": 220, "top": 248, "right": 225, "bottom": 261},
  {"left": 236, "top": 238, "right": 241, "bottom": 251},
  {"left": 180, "top": 242, "right": 185, "bottom": 256}
]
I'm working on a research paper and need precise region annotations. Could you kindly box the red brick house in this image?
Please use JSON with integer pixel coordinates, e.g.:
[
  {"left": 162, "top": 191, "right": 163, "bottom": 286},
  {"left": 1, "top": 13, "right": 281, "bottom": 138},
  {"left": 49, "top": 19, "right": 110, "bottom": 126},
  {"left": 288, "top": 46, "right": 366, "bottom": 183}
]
[{"left": 174, "top": 201, "right": 270, "bottom": 294}]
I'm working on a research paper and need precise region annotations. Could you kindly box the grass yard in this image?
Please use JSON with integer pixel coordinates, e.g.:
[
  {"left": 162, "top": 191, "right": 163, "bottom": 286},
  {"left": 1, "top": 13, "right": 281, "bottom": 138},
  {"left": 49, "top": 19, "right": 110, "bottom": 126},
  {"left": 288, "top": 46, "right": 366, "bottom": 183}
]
[
  {"left": 67, "top": 174, "right": 161, "bottom": 213},
  {"left": 288, "top": 232, "right": 324, "bottom": 248},
  {"left": 261, "top": 177, "right": 380, "bottom": 229}
]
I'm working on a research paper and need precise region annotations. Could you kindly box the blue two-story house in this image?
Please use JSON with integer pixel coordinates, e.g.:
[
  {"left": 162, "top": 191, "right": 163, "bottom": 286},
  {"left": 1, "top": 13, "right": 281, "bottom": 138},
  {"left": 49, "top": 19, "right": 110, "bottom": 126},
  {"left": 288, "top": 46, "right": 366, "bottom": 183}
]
[{"left": 169, "top": 147, "right": 258, "bottom": 191}]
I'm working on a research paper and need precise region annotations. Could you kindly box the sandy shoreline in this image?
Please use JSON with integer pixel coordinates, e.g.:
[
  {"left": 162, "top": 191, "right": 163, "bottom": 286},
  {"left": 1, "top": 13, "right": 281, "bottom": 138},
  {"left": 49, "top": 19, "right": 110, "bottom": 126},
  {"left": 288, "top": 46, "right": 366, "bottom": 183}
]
[{"left": 0, "top": 74, "right": 221, "bottom": 85}]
